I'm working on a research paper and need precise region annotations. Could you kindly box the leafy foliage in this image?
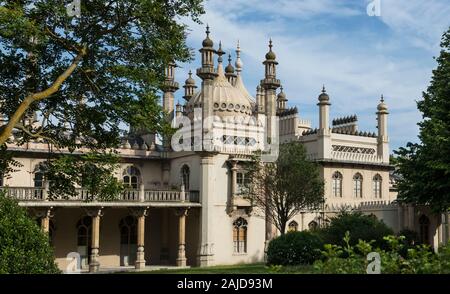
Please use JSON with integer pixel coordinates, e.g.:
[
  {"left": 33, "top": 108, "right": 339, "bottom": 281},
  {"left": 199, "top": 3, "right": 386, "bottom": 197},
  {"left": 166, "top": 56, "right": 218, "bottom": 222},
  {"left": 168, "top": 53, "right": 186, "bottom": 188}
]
[
  {"left": 314, "top": 232, "right": 450, "bottom": 274},
  {"left": 244, "top": 142, "right": 325, "bottom": 234},
  {"left": 0, "top": 0, "right": 204, "bottom": 147},
  {"left": 43, "top": 151, "right": 124, "bottom": 201},
  {"left": 0, "top": 191, "right": 60, "bottom": 273},
  {"left": 318, "top": 211, "right": 393, "bottom": 250},
  {"left": 394, "top": 27, "right": 450, "bottom": 213},
  {"left": 267, "top": 231, "right": 324, "bottom": 265},
  {"left": 0, "top": 143, "right": 22, "bottom": 182}
]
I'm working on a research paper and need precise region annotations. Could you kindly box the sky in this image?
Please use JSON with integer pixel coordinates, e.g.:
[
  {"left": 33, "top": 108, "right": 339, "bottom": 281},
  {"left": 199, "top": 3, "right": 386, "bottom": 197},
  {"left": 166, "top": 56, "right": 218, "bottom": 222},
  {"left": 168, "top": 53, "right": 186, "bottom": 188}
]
[{"left": 173, "top": 0, "right": 450, "bottom": 152}]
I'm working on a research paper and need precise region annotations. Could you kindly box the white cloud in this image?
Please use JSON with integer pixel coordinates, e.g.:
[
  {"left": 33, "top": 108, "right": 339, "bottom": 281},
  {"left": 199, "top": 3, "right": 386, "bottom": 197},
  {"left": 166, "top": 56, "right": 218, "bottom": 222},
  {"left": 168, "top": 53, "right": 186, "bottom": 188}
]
[{"left": 175, "top": 0, "right": 447, "bottom": 149}]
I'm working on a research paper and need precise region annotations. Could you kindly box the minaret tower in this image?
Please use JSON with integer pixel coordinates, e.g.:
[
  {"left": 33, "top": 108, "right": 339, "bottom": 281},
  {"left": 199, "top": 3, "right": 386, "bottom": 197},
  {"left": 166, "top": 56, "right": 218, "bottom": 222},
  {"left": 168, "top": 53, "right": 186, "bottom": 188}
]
[
  {"left": 162, "top": 61, "right": 179, "bottom": 120},
  {"left": 261, "top": 39, "right": 281, "bottom": 143},
  {"left": 377, "top": 95, "right": 389, "bottom": 163},
  {"left": 183, "top": 70, "right": 197, "bottom": 101},
  {"left": 225, "top": 54, "right": 236, "bottom": 85},
  {"left": 317, "top": 85, "right": 332, "bottom": 158},
  {"left": 277, "top": 86, "right": 288, "bottom": 112},
  {"left": 196, "top": 25, "right": 218, "bottom": 146}
]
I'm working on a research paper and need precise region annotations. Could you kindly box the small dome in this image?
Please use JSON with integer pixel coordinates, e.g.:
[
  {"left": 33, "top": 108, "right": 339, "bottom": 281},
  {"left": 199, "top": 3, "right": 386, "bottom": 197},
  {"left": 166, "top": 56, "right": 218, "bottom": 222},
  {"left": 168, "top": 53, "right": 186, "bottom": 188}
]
[
  {"left": 265, "top": 50, "right": 276, "bottom": 60},
  {"left": 318, "top": 85, "right": 329, "bottom": 102},
  {"left": 377, "top": 95, "right": 388, "bottom": 111},
  {"left": 202, "top": 37, "right": 213, "bottom": 48},
  {"left": 277, "top": 87, "right": 287, "bottom": 101},
  {"left": 265, "top": 39, "right": 276, "bottom": 60},
  {"left": 185, "top": 71, "right": 195, "bottom": 86},
  {"left": 225, "top": 63, "right": 235, "bottom": 73}
]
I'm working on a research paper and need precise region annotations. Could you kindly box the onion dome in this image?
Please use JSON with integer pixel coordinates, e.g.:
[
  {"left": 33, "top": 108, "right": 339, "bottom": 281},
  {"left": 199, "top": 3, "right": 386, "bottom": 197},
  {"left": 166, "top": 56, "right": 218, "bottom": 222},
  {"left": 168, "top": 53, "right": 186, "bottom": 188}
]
[
  {"left": 225, "top": 54, "right": 235, "bottom": 73},
  {"left": 377, "top": 95, "right": 388, "bottom": 112},
  {"left": 277, "top": 86, "right": 287, "bottom": 101},
  {"left": 202, "top": 25, "right": 213, "bottom": 48},
  {"left": 185, "top": 70, "right": 195, "bottom": 86},
  {"left": 265, "top": 39, "right": 276, "bottom": 60},
  {"left": 318, "top": 85, "right": 330, "bottom": 102}
]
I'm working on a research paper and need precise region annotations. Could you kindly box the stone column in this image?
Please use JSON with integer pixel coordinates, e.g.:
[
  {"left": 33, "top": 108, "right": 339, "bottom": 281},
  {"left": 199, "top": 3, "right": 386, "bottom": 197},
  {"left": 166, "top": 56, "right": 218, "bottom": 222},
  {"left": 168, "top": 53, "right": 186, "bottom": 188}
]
[
  {"left": 197, "top": 154, "right": 215, "bottom": 266},
  {"left": 133, "top": 208, "right": 148, "bottom": 270},
  {"left": 176, "top": 208, "right": 189, "bottom": 267},
  {"left": 160, "top": 209, "right": 169, "bottom": 264},
  {"left": 33, "top": 207, "right": 53, "bottom": 234},
  {"left": 301, "top": 212, "right": 305, "bottom": 231},
  {"left": 87, "top": 208, "right": 103, "bottom": 273},
  {"left": 228, "top": 161, "right": 238, "bottom": 213}
]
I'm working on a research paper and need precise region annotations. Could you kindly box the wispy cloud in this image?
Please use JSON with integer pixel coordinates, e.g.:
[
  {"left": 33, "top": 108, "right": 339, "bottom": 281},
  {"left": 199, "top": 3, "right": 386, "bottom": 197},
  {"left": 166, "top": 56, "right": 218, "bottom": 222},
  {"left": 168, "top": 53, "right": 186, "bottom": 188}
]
[{"left": 176, "top": 0, "right": 449, "bottom": 151}]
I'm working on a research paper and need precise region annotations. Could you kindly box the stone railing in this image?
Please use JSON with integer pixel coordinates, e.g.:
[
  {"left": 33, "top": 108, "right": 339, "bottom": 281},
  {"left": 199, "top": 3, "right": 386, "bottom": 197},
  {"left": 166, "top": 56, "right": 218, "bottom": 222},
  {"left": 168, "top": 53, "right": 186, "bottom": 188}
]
[{"left": 0, "top": 186, "right": 200, "bottom": 203}]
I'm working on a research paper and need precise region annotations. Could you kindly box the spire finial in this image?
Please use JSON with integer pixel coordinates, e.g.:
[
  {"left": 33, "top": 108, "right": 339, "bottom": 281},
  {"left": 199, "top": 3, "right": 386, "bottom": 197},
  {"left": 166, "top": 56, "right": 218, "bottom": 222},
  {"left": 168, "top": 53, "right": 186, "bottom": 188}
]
[
  {"left": 269, "top": 38, "right": 273, "bottom": 51},
  {"left": 188, "top": 69, "right": 192, "bottom": 77},
  {"left": 228, "top": 54, "right": 232, "bottom": 64},
  {"left": 217, "top": 40, "right": 224, "bottom": 63},
  {"left": 280, "top": 85, "right": 284, "bottom": 92},
  {"left": 322, "top": 84, "right": 326, "bottom": 93},
  {"left": 235, "top": 40, "right": 243, "bottom": 74},
  {"left": 206, "top": 24, "right": 210, "bottom": 37},
  {"left": 380, "top": 94, "right": 384, "bottom": 102}
]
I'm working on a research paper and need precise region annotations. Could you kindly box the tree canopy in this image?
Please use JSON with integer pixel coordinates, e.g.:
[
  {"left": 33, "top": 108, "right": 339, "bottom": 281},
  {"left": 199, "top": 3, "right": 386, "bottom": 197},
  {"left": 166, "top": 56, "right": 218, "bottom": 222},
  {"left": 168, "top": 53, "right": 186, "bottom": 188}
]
[
  {"left": 244, "top": 142, "right": 325, "bottom": 234},
  {"left": 0, "top": 191, "right": 60, "bottom": 273},
  {"left": 394, "top": 27, "right": 450, "bottom": 213},
  {"left": 0, "top": 0, "right": 204, "bottom": 147}
]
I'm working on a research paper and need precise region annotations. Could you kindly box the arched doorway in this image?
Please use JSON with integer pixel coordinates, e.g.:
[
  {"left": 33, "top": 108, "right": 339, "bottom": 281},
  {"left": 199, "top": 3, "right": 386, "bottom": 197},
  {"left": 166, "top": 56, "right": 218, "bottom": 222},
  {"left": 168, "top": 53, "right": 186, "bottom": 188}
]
[
  {"left": 119, "top": 216, "right": 137, "bottom": 266},
  {"left": 419, "top": 214, "right": 430, "bottom": 245},
  {"left": 76, "top": 216, "right": 92, "bottom": 269}
]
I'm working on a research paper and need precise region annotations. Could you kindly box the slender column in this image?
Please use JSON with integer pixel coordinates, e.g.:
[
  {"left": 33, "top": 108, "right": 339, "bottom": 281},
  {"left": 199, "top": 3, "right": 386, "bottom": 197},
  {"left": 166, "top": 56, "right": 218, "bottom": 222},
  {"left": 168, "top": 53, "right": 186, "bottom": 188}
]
[
  {"left": 301, "top": 212, "right": 305, "bottom": 231},
  {"left": 134, "top": 208, "right": 148, "bottom": 270},
  {"left": 176, "top": 208, "right": 189, "bottom": 267},
  {"left": 87, "top": 208, "right": 103, "bottom": 273},
  {"left": 160, "top": 209, "right": 169, "bottom": 264}
]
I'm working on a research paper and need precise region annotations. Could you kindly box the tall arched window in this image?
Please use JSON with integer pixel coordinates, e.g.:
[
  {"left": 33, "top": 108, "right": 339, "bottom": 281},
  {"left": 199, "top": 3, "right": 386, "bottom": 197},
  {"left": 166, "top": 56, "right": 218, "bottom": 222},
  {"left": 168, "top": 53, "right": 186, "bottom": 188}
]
[
  {"left": 372, "top": 174, "right": 382, "bottom": 198},
  {"left": 353, "top": 173, "right": 363, "bottom": 198},
  {"left": 33, "top": 163, "right": 46, "bottom": 187},
  {"left": 419, "top": 215, "right": 430, "bottom": 245},
  {"left": 332, "top": 172, "right": 343, "bottom": 198},
  {"left": 288, "top": 220, "right": 298, "bottom": 232},
  {"left": 181, "top": 165, "right": 190, "bottom": 190},
  {"left": 233, "top": 218, "right": 248, "bottom": 253},
  {"left": 76, "top": 216, "right": 92, "bottom": 269},
  {"left": 119, "top": 216, "right": 137, "bottom": 266},
  {"left": 122, "top": 166, "right": 141, "bottom": 189}
]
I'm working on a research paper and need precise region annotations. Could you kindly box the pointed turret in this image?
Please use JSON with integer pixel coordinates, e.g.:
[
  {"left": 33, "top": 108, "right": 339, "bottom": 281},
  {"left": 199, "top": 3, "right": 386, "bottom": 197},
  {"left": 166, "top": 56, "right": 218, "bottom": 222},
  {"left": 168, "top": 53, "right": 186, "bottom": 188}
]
[
  {"left": 377, "top": 94, "right": 389, "bottom": 163},
  {"left": 183, "top": 70, "right": 197, "bottom": 101},
  {"left": 225, "top": 54, "right": 236, "bottom": 85},
  {"left": 277, "top": 86, "right": 288, "bottom": 111},
  {"left": 197, "top": 25, "right": 217, "bottom": 81},
  {"left": 317, "top": 85, "right": 330, "bottom": 131}
]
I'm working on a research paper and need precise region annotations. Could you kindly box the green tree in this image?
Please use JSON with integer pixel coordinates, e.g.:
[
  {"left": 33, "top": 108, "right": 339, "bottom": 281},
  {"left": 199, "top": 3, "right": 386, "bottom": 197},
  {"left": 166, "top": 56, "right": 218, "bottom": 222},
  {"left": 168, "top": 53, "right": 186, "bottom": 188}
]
[
  {"left": 394, "top": 27, "right": 450, "bottom": 213},
  {"left": 244, "top": 142, "right": 325, "bottom": 235},
  {"left": 0, "top": 0, "right": 204, "bottom": 146},
  {"left": 0, "top": 191, "right": 60, "bottom": 273}
]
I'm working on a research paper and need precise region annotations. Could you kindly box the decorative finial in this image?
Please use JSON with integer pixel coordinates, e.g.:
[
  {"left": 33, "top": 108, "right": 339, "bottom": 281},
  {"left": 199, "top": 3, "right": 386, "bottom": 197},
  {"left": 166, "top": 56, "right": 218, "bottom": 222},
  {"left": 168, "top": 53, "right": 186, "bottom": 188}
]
[
  {"left": 217, "top": 41, "right": 224, "bottom": 62},
  {"left": 228, "top": 54, "right": 232, "bottom": 64},
  {"left": 269, "top": 38, "right": 273, "bottom": 51},
  {"left": 280, "top": 85, "right": 284, "bottom": 92},
  {"left": 380, "top": 94, "right": 384, "bottom": 102},
  {"left": 188, "top": 70, "right": 192, "bottom": 77},
  {"left": 235, "top": 40, "right": 243, "bottom": 74},
  {"left": 322, "top": 84, "right": 326, "bottom": 93},
  {"left": 206, "top": 24, "right": 210, "bottom": 37}
]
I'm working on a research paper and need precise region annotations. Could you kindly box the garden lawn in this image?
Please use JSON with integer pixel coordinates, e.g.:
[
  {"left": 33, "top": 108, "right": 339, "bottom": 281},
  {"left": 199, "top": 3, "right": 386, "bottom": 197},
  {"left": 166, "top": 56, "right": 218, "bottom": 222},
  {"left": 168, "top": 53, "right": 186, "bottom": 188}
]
[{"left": 136, "top": 263, "right": 315, "bottom": 274}]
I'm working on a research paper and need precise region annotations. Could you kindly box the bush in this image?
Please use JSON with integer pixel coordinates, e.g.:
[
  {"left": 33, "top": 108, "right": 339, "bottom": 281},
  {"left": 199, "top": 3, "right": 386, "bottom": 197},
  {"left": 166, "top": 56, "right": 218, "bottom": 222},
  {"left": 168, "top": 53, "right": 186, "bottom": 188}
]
[
  {"left": 0, "top": 191, "right": 60, "bottom": 273},
  {"left": 319, "top": 211, "right": 393, "bottom": 250},
  {"left": 397, "top": 228, "right": 421, "bottom": 257},
  {"left": 267, "top": 231, "right": 324, "bottom": 265},
  {"left": 314, "top": 233, "right": 450, "bottom": 274}
]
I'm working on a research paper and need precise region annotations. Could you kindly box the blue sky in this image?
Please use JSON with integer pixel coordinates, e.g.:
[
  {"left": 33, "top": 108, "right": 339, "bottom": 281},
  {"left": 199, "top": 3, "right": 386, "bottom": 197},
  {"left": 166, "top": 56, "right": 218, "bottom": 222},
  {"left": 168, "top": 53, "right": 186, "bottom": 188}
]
[{"left": 173, "top": 0, "right": 450, "bottom": 152}]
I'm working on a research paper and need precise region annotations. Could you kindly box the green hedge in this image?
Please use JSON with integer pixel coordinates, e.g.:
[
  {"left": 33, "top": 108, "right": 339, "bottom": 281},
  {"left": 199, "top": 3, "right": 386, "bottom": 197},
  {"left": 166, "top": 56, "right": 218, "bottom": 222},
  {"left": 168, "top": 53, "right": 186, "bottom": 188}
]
[{"left": 267, "top": 231, "right": 324, "bottom": 265}]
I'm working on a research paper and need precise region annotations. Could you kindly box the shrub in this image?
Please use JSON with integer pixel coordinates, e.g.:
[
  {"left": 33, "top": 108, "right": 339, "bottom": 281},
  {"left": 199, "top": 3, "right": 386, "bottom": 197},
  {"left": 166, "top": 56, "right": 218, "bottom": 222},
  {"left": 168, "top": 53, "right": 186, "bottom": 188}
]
[
  {"left": 314, "top": 233, "right": 450, "bottom": 274},
  {"left": 0, "top": 191, "right": 60, "bottom": 273},
  {"left": 397, "top": 228, "right": 421, "bottom": 257},
  {"left": 267, "top": 231, "right": 324, "bottom": 265},
  {"left": 319, "top": 211, "right": 394, "bottom": 250}
]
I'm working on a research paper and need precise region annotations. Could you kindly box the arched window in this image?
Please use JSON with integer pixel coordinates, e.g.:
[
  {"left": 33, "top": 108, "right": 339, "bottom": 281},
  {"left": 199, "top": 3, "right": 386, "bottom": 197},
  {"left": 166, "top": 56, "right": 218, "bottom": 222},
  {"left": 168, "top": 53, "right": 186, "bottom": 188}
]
[
  {"left": 332, "top": 172, "right": 343, "bottom": 198},
  {"left": 288, "top": 220, "right": 298, "bottom": 232},
  {"left": 181, "top": 165, "right": 190, "bottom": 190},
  {"left": 76, "top": 216, "right": 92, "bottom": 269},
  {"left": 122, "top": 166, "right": 141, "bottom": 189},
  {"left": 353, "top": 173, "right": 363, "bottom": 198},
  {"left": 233, "top": 218, "right": 248, "bottom": 253},
  {"left": 119, "top": 216, "right": 137, "bottom": 266},
  {"left": 33, "top": 163, "right": 46, "bottom": 187},
  {"left": 419, "top": 215, "right": 430, "bottom": 245},
  {"left": 308, "top": 220, "right": 319, "bottom": 230},
  {"left": 236, "top": 172, "right": 250, "bottom": 194},
  {"left": 372, "top": 174, "right": 382, "bottom": 198}
]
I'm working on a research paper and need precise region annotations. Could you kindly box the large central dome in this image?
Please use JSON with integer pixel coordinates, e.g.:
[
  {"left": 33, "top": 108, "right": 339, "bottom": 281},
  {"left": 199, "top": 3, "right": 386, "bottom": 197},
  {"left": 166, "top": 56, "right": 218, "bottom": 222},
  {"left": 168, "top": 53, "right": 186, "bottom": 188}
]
[{"left": 186, "top": 63, "right": 254, "bottom": 117}]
